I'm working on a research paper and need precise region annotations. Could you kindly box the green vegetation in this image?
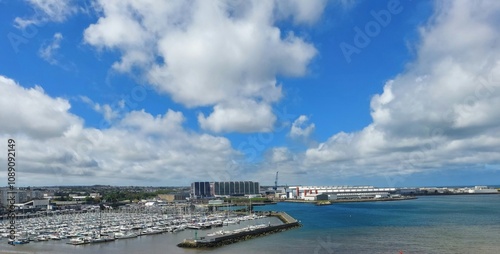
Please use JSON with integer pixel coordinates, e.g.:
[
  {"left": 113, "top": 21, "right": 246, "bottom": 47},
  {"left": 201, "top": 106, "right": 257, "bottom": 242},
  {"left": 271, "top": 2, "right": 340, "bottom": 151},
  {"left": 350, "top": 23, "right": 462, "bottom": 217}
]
[{"left": 102, "top": 189, "right": 174, "bottom": 203}]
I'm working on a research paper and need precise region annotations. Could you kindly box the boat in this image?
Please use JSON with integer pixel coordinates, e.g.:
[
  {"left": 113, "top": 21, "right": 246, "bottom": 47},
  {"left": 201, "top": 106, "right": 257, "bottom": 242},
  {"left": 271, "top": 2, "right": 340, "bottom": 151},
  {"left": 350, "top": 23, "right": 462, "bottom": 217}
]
[
  {"left": 140, "top": 228, "right": 163, "bottom": 235},
  {"left": 186, "top": 224, "right": 201, "bottom": 230},
  {"left": 34, "top": 235, "right": 49, "bottom": 241},
  {"left": 67, "top": 236, "right": 90, "bottom": 245},
  {"left": 8, "top": 238, "right": 30, "bottom": 245},
  {"left": 90, "top": 235, "right": 115, "bottom": 243},
  {"left": 49, "top": 234, "right": 61, "bottom": 240},
  {"left": 115, "top": 231, "right": 138, "bottom": 239}
]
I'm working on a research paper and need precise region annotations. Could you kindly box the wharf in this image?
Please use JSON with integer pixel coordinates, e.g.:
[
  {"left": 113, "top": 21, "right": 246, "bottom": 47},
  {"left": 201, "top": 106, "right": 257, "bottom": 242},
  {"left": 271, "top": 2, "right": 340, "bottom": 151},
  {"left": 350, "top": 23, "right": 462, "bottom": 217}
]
[
  {"left": 177, "top": 212, "right": 300, "bottom": 248},
  {"left": 282, "top": 196, "right": 417, "bottom": 205}
]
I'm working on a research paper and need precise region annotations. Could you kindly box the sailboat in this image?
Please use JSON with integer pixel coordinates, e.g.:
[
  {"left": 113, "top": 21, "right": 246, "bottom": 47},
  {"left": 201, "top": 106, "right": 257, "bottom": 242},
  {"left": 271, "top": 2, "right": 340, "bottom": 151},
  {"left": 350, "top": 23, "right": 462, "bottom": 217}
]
[{"left": 89, "top": 204, "right": 115, "bottom": 243}]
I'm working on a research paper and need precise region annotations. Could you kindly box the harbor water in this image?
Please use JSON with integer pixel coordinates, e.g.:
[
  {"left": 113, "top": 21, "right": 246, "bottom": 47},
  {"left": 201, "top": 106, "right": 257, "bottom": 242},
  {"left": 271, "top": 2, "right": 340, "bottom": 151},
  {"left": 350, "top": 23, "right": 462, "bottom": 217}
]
[{"left": 2, "top": 194, "right": 500, "bottom": 254}]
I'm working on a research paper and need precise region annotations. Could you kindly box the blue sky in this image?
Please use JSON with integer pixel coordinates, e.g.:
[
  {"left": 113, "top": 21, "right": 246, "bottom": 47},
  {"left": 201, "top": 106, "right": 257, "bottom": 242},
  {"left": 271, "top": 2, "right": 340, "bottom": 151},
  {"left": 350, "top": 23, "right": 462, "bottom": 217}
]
[{"left": 1, "top": 0, "right": 500, "bottom": 187}]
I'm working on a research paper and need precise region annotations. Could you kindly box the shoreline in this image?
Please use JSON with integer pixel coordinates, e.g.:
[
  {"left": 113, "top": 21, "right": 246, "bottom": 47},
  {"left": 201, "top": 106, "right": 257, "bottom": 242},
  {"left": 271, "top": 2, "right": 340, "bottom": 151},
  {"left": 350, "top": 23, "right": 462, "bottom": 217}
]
[{"left": 280, "top": 196, "right": 418, "bottom": 205}]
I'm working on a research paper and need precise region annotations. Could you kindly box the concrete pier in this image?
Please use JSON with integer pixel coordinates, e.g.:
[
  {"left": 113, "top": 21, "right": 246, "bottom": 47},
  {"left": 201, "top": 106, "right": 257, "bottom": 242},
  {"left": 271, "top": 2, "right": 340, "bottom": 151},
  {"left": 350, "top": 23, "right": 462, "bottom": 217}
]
[{"left": 177, "top": 212, "right": 300, "bottom": 248}]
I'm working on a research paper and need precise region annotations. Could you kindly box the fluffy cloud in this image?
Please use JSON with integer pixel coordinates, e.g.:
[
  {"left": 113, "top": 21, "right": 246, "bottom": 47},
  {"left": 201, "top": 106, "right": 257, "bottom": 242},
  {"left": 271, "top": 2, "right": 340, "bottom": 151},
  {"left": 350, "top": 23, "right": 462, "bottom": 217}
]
[
  {"left": 289, "top": 115, "right": 315, "bottom": 141},
  {"left": 198, "top": 100, "right": 276, "bottom": 133},
  {"left": 80, "top": 96, "right": 120, "bottom": 123},
  {"left": 268, "top": 147, "right": 293, "bottom": 163},
  {"left": 274, "top": 0, "right": 327, "bottom": 24},
  {"left": 0, "top": 75, "right": 239, "bottom": 186},
  {"left": 39, "top": 32, "right": 63, "bottom": 65},
  {"left": 301, "top": 1, "right": 500, "bottom": 184},
  {"left": 14, "top": 0, "right": 78, "bottom": 28},
  {"left": 83, "top": 0, "right": 323, "bottom": 132},
  {"left": 0, "top": 75, "right": 82, "bottom": 139}
]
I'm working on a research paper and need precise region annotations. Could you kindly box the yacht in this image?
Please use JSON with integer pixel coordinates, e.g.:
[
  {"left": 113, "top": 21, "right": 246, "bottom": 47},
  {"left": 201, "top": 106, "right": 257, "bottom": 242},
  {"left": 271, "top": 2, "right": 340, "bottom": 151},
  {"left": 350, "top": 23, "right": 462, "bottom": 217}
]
[{"left": 115, "top": 231, "right": 138, "bottom": 239}]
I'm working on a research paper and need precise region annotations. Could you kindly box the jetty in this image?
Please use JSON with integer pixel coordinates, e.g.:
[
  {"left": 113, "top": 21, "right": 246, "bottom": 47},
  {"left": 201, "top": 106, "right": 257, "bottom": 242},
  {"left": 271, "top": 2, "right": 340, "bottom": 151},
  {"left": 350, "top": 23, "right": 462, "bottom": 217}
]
[{"left": 177, "top": 212, "right": 300, "bottom": 248}]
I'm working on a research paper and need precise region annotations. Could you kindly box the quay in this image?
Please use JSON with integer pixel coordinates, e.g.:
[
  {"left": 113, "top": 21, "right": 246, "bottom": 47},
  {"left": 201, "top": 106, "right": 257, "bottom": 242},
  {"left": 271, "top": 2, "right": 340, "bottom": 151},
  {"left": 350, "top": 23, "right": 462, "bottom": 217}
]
[
  {"left": 177, "top": 212, "right": 300, "bottom": 248},
  {"left": 282, "top": 196, "right": 418, "bottom": 205}
]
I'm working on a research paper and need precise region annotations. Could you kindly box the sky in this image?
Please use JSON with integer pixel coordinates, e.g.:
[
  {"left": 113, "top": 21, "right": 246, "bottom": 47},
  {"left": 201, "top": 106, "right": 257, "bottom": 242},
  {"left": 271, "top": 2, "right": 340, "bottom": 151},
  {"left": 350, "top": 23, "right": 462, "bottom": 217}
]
[{"left": 1, "top": 0, "right": 500, "bottom": 187}]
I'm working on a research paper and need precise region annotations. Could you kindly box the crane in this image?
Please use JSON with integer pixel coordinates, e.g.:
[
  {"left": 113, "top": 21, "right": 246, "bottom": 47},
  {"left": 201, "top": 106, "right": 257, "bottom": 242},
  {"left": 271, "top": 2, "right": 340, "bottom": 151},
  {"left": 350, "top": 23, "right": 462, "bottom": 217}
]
[{"left": 273, "top": 171, "right": 279, "bottom": 191}]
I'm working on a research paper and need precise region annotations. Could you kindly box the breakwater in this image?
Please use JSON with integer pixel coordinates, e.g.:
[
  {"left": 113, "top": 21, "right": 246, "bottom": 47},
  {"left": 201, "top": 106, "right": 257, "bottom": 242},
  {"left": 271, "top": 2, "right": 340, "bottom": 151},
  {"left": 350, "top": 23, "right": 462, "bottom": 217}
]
[{"left": 177, "top": 212, "right": 300, "bottom": 248}]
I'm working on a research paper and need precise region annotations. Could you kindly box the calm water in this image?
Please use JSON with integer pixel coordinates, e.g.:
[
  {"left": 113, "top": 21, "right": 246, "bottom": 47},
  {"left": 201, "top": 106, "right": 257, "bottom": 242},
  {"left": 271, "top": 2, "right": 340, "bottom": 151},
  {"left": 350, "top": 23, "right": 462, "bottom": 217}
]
[{"left": 2, "top": 195, "right": 500, "bottom": 254}]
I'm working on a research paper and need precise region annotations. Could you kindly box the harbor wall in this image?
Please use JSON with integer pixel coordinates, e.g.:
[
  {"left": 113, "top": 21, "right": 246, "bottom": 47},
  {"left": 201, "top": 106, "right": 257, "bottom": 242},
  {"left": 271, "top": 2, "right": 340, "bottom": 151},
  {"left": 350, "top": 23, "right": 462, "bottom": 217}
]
[{"left": 177, "top": 212, "right": 300, "bottom": 248}]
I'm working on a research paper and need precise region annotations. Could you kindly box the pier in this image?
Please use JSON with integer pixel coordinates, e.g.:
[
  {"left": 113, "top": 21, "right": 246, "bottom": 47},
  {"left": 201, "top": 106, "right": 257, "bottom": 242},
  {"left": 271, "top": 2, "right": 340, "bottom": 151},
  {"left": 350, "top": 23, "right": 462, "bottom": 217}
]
[{"left": 177, "top": 212, "right": 300, "bottom": 248}]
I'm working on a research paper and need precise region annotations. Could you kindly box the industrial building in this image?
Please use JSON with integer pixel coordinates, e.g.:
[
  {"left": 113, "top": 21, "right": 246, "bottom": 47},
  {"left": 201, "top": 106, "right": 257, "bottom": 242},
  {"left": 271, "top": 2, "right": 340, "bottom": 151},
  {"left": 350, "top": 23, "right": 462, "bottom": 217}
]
[
  {"left": 191, "top": 182, "right": 212, "bottom": 198},
  {"left": 191, "top": 181, "right": 260, "bottom": 198},
  {"left": 285, "top": 186, "right": 397, "bottom": 200}
]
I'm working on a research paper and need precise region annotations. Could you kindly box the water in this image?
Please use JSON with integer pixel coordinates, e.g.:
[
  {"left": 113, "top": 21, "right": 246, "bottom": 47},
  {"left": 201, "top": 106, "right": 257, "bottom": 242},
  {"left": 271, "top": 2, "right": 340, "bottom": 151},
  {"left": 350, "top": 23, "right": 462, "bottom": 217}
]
[{"left": 2, "top": 195, "right": 500, "bottom": 254}]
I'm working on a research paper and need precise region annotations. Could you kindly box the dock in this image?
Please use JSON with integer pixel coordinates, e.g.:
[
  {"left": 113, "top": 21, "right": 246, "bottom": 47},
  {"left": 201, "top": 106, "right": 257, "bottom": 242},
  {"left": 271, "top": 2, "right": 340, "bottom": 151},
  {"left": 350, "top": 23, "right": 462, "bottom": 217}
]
[{"left": 177, "top": 212, "right": 300, "bottom": 248}]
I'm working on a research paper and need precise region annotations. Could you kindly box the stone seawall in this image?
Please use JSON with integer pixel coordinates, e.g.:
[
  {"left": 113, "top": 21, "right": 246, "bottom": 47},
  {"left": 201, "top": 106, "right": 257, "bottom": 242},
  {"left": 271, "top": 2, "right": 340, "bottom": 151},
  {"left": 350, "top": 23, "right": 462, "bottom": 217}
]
[{"left": 177, "top": 212, "right": 300, "bottom": 248}]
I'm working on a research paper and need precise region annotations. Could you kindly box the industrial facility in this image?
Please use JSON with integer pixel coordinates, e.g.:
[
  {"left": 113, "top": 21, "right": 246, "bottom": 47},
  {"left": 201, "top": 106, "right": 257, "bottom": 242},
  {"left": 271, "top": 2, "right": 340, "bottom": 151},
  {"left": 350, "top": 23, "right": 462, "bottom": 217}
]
[
  {"left": 278, "top": 185, "right": 397, "bottom": 201},
  {"left": 191, "top": 181, "right": 260, "bottom": 199}
]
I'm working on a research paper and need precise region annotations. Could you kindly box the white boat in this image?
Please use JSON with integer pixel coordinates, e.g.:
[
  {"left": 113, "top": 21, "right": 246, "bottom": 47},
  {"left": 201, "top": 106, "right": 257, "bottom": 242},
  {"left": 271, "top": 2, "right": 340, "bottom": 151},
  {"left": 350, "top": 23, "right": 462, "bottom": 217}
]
[
  {"left": 35, "top": 235, "right": 49, "bottom": 241},
  {"left": 186, "top": 224, "right": 201, "bottom": 230},
  {"left": 49, "top": 234, "right": 61, "bottom": 240},
  {"left": 90, "top": 235, "right": 115, "bottom": 243},
  {"left": 68, "top": 237, "right": 90, "bottom": 245},
  {"left": 140, "top": 228, "right": 163, "bottom": 235},
  {"left": 115, "top": 231, "right": 138, "bottom": 239}
]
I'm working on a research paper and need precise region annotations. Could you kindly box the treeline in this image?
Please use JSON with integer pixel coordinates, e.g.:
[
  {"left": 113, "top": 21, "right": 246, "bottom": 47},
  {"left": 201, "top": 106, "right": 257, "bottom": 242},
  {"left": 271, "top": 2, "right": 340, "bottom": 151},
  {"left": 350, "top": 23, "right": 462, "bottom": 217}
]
[
  {"left": 52, "top": 189, "right": 175, "bottom": 203},
  {"left": 101, "top": 189, "right": 173, "bottom": 203}
]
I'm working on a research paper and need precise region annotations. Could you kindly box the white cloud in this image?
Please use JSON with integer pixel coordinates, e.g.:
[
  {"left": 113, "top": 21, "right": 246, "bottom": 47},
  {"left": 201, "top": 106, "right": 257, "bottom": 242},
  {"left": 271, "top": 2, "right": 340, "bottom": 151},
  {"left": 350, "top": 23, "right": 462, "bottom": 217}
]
[
  {"left": 0, "top": 75, "right": 239, "bottom": 186},
  {"left": 0, "top": 75, "right": 82, "bottom": 139},
  {"left": 289, "top": 115, "right": 315, "bottom": 140},
  {"left": 268, "top": 147, "right": 293, "bottom": 163},
  {"left": 198, "top": 100, "right": 276, "bottom": 133},
  {"left": 14, "top": 0, "right": 77, "bottom": 28},
  {"left": 83, "top": 0, "right": 323, "bottom": 133},
  {"left": 274, "top": 0, "right": 327, "bottom": 25},
  {"left": 80, "top": 96, "right": 120, "bottom": 123},
  {"left": 39, "top": 32, "right": 63, "bottom": 65}
]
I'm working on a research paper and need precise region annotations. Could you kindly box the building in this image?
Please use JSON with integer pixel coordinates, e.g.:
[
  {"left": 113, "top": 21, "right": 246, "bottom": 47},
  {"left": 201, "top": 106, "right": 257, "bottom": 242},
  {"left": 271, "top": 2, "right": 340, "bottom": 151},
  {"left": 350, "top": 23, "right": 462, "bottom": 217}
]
[
  {"left": 14, "top": 199, "right": 50, "bottom": 211},
  {"left": 158, "top": 193, "right": 189, "bottom": 202},
  {"left": 211, "top": 181, "right": 260, "bottom": 196},
  {"left": 191, "top": 182, "right": 211, "bottom": 198},
  {"left": 208, "top": 199, "right": 224, "bottom": 205},
  {"left": 191, "top": 181, "right": 260, "bottom": 198},
  {"left": 287, "top": 186, "right": 396, "bottom": 199},
  {"left": 0, "top": 188, "right": 30, "bottom": 207},
  {"left": 467, "top": 186, "right": 498, "bottom": 194}
]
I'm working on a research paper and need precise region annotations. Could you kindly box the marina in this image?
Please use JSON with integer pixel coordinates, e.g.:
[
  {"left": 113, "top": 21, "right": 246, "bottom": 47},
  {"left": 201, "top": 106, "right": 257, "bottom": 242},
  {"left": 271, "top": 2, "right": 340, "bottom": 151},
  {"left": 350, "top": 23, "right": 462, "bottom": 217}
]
[
  {"left": 0, "top": 205, "right": 280, "bottom": 247},
  {"left": 1, "top": 195, "right": 500, "bottom": 253}
]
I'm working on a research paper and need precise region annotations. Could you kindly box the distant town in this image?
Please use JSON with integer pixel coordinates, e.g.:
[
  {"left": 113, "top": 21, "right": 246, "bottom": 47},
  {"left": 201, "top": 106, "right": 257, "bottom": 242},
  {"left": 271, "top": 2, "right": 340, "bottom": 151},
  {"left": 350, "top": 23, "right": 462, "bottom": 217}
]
[{"left": 1, "top": 182, "right": 498, "bottom": 216}]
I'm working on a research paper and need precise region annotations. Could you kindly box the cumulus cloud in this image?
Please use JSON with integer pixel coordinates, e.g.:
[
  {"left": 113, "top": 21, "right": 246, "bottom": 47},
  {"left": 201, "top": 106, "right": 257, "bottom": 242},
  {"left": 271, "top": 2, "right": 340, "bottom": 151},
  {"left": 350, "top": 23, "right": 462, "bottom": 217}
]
[
  {"left": 289, "top": 115, "right": 315, "bottom": 141},
  {"left": 0, "top": 75, "right": 239, "bottom": 186},
  {"left": 0, "top": 75, "right": 82, "bottom": 139},
  {"left": 14, "top": 0, "right": 77, "bottom": 28},
  {"left": 83, "top": 0, "right": 323, "bottom": 133},
  {"left": 198, "top": 100, "right": 276, "bottom": 133}
]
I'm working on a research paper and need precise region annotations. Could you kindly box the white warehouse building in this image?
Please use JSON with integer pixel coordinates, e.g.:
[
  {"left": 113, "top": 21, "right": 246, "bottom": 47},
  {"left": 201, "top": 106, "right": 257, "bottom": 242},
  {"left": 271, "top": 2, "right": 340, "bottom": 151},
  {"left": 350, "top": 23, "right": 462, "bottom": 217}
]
[{"left": 286, "top": 186, "right": 396, "bottom": 199}]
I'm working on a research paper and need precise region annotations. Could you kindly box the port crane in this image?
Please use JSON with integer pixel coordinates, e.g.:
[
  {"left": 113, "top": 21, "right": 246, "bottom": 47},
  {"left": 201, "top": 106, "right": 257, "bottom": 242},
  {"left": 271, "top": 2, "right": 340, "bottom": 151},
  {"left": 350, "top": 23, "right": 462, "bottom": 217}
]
[{"left": 273, "top": 171, "right": 278, "bottom": 191}]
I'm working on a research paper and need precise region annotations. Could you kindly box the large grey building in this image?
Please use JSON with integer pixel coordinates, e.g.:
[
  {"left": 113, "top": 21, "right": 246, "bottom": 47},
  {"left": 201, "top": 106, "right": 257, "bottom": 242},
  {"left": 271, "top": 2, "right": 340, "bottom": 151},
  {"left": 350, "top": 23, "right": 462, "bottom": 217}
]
[
  {"left": 191, "top": 181, "right": 260, "bottom": 198},
  {"left": 191, "top": 182, "right": 211, "bottom": 198}
]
